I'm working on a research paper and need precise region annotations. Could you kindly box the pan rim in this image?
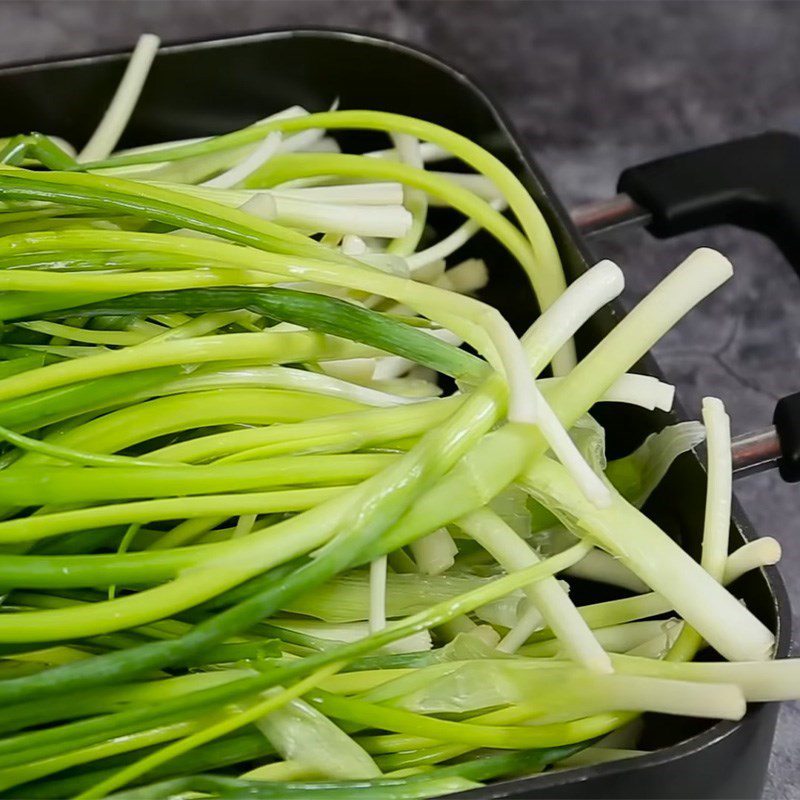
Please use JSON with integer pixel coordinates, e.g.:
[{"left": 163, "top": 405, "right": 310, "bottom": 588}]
[{"left": 0, "top": 25, "right": 791, "bottom": 795}]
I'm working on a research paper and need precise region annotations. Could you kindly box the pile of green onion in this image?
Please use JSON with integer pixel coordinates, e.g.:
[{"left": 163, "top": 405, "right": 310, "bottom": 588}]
[{"left": 0, "top": 35, "right": 795, "bottom": 800}]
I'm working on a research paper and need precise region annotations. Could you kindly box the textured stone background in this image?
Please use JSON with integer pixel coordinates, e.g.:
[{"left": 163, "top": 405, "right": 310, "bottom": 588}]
[{"left": 0, "top": 1, "right": 798, "bottom": 796}]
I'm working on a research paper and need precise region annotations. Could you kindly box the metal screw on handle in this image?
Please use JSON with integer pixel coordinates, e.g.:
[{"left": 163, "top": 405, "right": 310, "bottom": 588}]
[
  {"left": 728, "top": 394, "right": 800, "bottom": 481},
  {"left": 569, "top": 194, "right": 651, "bottom": 237},
  {"left": 731, "top": 428, "right": 782, "bottom": 478}
]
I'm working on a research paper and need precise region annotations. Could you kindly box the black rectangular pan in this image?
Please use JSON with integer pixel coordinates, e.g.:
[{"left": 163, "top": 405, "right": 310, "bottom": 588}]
[{"left": 0, "top": 28, "right": 792, "bottom": 800}]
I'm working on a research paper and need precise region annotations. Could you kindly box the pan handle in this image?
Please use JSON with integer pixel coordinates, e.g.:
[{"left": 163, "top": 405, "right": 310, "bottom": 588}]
[
  {"left": 619, "top": 133, "right": 800, "bottom": 481},
  {"left": 731, "top": 392, "right": 800, "bottom": 483},
  {"left": 571, "top": 131, "right": 800, "bottom": 482},
  {"left": 613, "top": 131, "right": 800, "bottom": 271}
]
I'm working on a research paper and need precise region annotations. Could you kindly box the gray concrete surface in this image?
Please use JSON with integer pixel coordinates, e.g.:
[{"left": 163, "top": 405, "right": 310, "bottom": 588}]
[{"left": 0, "top": 1, "right": 797, "bottom": 796}]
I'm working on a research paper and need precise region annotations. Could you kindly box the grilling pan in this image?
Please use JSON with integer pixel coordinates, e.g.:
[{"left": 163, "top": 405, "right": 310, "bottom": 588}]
[{"left": 0, "top": 28, "right": 793, "bottom": 800}]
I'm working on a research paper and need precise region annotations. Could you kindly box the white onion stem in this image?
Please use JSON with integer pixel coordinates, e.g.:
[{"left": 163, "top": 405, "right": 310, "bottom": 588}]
[
  {"left": 79, "top": 34, "right": 160, "bottom": 162},
  {"left": 368, "top": 556, "right": 388, "bottom": 634}
]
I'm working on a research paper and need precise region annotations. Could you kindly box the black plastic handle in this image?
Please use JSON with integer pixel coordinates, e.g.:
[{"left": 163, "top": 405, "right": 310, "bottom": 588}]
[
  {"left": 618, "top": 131, "right": 800, "bottom": 272},
  {"left": 619, "top": 131, "right": 800, "bottom": 483},
  {"left": 773, "top": 392, "right": 800, "bottom": 483}
]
